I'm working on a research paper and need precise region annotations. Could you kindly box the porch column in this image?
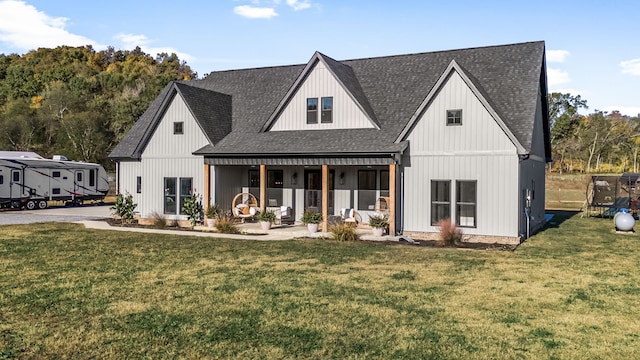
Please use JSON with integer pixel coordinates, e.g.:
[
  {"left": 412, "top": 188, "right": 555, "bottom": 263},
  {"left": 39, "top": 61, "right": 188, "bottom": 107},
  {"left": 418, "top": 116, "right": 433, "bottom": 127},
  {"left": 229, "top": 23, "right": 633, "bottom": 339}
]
[
  {"left": 389, "top": 163, "right": 396, "bottom": 236},
  {"left": 203, "top": 163, "right": 210, "bottom": 214},
  {"left": 322, "top": 164, "right": 329, "bottom": 232},
  {"left": 260, "top": 164, "right": 266, "bottom": 211}
]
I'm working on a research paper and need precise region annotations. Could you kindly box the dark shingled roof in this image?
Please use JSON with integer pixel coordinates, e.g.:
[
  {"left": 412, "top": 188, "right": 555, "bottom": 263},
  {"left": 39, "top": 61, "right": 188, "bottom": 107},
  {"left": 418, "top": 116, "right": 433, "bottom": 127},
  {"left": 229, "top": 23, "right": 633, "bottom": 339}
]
[{"left": 110, "top": 41, "right": 549, "bottom": 161}]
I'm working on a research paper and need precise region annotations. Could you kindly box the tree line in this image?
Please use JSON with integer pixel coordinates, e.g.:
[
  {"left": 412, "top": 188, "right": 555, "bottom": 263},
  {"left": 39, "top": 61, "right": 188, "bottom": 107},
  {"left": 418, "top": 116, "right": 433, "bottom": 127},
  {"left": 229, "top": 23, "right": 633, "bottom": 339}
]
[
  {"left": 550, "top": 93, "right": 640, "bottom": 174},
  {"left": 0, "top": 45, "right": 196, "bottom": 170}
]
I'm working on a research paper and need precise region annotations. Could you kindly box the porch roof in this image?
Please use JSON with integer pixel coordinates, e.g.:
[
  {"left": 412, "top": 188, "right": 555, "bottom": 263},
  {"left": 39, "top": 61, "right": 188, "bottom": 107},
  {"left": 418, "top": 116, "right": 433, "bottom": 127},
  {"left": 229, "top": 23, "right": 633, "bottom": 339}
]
[{"left": 204, "top": 155, "right": 398, "bottom": 166}]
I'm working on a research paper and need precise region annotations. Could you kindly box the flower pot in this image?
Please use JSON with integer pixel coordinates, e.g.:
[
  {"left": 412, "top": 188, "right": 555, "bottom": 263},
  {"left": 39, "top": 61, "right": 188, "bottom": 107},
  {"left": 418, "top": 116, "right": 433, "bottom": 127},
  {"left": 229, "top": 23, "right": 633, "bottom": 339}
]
[
  {"left": 260, "top": 221, "right": 272, "bottom": 231},
  {"left": 307, "top": 223, "right": 319, "bottom": 233},
  {"left": 372, "top": 227, "right": 385, "bottom": 237},
  {"left": 207, "top": 218, "right": 216, "bottom": 228}
]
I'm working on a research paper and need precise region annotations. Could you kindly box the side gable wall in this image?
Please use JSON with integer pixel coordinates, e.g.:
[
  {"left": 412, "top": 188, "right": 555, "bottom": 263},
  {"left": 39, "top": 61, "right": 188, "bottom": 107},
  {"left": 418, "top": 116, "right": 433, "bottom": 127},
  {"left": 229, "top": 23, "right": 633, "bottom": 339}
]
[
  {"left": 270, "top": 62, "right": 375, "bottom": 131},
  {"left": 402, "top": 71, "right": 520, "bottom": 238},
  {"left": 136, "top": 94, "right": 210, "bottom": 218}
]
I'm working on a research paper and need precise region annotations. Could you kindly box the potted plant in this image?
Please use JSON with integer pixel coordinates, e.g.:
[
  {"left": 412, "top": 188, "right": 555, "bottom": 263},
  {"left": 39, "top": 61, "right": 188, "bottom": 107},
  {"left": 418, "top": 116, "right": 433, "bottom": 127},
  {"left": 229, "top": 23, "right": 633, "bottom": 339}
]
[
  {"left": 302, "top": 210, "right": 323, "bottom": 233},
  {"left": 257, "top": 209, "right": 277, "bottom": 230},
  {"left": 368, "top": 213, "right": 389, "bottom": 237},
  {"left": 205, "top": 203, "right": 222, "bottom": 228}
]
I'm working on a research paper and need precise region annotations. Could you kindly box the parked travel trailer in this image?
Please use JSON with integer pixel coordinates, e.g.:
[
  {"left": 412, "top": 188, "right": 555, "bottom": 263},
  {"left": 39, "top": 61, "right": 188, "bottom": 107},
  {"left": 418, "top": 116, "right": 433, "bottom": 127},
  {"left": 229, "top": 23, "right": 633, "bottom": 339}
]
[{"left": 0, "top": 151, "right": 109, "bottom": 209}]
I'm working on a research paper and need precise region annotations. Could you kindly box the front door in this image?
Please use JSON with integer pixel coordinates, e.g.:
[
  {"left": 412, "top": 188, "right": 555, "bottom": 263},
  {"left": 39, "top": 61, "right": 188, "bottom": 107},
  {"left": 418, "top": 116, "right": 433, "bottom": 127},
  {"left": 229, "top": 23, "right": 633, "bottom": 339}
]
[
  {"left": 10, "top": 169, "right": 25, "bottom": 201},
  {"left": 304, "top": 170, "right": 334, "bottom": 214}
]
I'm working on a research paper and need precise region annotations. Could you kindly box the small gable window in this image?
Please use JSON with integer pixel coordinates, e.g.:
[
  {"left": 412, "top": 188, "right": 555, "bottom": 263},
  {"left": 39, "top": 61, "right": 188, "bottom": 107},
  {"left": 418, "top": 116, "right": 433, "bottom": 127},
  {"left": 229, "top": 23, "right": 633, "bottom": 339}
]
[
  {"left": 321, "top": 97, "right": 333, "bottom": 123},
  {"left": 446, "top": 109, "right": 462, "bottom": 126},
  {"left": 173, "top": 121, "right": 184, "bottom": 135},
  {"left": 307, "top": 98, "right": 318, "bottom": 124}
]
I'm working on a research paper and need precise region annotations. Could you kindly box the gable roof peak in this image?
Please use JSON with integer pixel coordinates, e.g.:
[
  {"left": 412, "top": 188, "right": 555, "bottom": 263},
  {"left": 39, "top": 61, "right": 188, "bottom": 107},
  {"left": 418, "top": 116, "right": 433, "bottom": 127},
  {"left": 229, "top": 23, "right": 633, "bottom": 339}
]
[{"left": 262, "top": 50, "right": 379, "bottom": 131}]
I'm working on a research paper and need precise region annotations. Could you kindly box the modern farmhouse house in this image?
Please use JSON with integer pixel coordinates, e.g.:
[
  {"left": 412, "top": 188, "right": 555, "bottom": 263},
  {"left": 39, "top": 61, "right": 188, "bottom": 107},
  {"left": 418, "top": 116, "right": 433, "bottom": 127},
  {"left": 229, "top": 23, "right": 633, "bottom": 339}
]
[{"left": 109, "top": 41, "right": 550, "bottom": 244}]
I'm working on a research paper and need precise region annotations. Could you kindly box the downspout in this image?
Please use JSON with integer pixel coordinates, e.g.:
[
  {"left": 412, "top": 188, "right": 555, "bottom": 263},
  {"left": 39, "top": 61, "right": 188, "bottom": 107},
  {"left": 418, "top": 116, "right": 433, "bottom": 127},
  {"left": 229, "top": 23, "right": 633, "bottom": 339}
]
[
  {"left": 400, "top": 169, "right": 404, "bottom": 234},
  {"left": 519, "top": 153, "right": 531, "bottom": 240}
]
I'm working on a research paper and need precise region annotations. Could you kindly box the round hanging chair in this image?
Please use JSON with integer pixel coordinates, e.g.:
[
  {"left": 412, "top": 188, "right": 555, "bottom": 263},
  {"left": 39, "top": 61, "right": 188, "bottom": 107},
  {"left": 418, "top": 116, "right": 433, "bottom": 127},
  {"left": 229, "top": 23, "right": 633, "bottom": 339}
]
[
  {"left": 232, "top": 192, "right": 259, "bottom": 219},
  {"left": 374, "top": 196, "right": 391, "bottom": 214}
]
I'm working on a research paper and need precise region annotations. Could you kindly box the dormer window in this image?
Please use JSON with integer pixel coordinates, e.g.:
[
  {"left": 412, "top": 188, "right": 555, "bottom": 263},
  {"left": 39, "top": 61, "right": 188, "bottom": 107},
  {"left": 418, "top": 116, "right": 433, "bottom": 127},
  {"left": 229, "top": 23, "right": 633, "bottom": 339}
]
[
  {"left": 173, "top": 121, "right": 184, "bottom": 134},
  {"left": 321, "top": 97, "right": 333, "bottom": 123},
  {"left": 446, "top": 109, "right": 462, "bottom": 126},
  {"left": 307, "top": 98, "right": 318, "bottom": 124}
]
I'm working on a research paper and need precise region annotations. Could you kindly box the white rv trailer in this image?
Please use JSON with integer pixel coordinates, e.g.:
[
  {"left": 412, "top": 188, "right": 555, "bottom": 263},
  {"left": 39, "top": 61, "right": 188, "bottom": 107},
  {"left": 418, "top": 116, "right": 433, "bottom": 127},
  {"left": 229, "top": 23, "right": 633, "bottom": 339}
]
[{"left": 0, "top": 151, "right": 109, "bottom": 209}]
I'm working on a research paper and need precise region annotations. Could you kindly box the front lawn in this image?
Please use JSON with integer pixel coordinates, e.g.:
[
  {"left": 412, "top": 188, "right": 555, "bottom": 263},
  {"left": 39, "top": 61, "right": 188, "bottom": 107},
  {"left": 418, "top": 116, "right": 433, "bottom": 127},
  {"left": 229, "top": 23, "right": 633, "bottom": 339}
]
[{"left": 1, "top": 211, "right": 639, "bottom": 359}]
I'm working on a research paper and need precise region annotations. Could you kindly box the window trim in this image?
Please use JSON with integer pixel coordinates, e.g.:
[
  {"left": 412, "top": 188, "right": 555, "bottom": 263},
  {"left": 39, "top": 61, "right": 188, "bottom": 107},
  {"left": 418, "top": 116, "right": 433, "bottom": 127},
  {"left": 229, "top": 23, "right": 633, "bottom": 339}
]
[
  {"left": 446, "top": 109, "right": 462, "bottom": 126},
  {"left": 321, "top": 96, "right": 333, "bottom": 123},
  {"left": 430, "top": 180, "right": 451, "bottom": 226},
  {"left": 307, "top": 98, "right": 318, "bottom": 124},
  {"left": 456, "top": 180, "right": 477, "bottom": 228},
  {"left": 173, "top": 121, "right": 184, "bottom": 135},
  {"left": 136, "top": 176, "right": 142, "bottom": 194}
]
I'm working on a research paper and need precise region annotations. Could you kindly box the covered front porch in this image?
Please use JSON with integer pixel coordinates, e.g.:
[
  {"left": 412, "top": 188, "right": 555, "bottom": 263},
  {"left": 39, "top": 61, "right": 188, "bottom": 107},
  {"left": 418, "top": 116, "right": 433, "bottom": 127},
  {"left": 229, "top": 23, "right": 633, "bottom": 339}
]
[{"left": 202, "top": 157, "right": 399, "bottom": 234}]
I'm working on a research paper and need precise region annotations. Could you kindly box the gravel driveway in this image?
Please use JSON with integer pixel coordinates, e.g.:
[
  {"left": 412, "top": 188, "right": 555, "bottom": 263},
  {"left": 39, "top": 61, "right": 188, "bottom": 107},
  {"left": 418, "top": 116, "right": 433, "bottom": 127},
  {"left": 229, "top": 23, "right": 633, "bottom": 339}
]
[{"left": 0, "top": 205, "right": 112, "bottom": 225}]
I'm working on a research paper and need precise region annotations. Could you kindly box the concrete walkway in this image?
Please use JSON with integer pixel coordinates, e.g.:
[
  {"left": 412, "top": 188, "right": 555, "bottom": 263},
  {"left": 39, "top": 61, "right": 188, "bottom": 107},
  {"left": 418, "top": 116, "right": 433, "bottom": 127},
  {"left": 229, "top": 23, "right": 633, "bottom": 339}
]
[{"left": 79, "top": 220, "right": 399, "bottom": 242}]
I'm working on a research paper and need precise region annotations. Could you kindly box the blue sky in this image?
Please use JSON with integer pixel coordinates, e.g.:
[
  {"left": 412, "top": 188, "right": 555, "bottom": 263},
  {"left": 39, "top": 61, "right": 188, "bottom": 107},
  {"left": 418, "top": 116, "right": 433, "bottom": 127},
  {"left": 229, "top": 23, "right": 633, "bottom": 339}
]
[{"left": 0, "top": 0, "right": 638, "bottom": 116}]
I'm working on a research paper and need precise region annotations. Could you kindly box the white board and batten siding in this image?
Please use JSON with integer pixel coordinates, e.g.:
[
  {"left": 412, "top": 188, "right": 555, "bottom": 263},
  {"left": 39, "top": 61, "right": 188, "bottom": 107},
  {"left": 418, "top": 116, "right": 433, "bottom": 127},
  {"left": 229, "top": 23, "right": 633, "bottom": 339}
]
[
  {"left": 136, "top": 94, "right": 210, "bottom": 219},
  {"left": 270, "top": 61, "right": 375, "bottom": 131},
  {"left": 403, "top": 71, "right": 520, "bottom": 238}
]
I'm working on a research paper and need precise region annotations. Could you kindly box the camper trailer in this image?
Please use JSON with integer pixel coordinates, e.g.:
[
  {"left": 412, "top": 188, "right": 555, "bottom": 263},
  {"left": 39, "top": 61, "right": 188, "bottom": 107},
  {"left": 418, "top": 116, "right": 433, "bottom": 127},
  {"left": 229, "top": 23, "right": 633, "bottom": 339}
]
[{"left": 0, "top": 151, "right": 109, "bottom": 209}]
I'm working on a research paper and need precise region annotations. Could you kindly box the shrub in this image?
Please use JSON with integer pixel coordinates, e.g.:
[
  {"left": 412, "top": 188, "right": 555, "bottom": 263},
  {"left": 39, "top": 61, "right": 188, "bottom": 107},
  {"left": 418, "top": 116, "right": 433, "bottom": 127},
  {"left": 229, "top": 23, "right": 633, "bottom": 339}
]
[
  {"left": 205, "top": 203, "right": 222, "bottom": 219},
  {"left": 368, "top": 213, "right": 389, "bottom": 229},
  {"left": 330, "top": 222, "right": 359, "bottom": 242},
  {"left": 183, "top": 193, "right": 204, "bottom": 228},
  {"left": 111, "top": 192, "right": 137, "bottom": 224},
  {"left": 301, "top": 210, "right": 323, "bottom": 225},
  {"left": 151, "top": 211, "right": 167, "bottom": 229},
  {"left": 437, "top": 218, "right": 462, "bottom": 246},
  {"left": 215, "top": 213, "right": 240, "bottom": 234},
  {"left": 257, "top": 209, "right": 277, "bottom": 223}
]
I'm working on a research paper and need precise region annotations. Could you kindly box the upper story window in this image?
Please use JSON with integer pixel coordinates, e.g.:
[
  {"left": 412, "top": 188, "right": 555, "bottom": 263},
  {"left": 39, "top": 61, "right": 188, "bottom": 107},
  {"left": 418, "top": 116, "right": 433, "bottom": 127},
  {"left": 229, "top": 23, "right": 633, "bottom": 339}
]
[
  {"left": 307, "top": 98, "right": 318, "bottom": 124},
  {"left": 321, "top": 97, "right": 333, "bottom": 123},
  {"left": 173, "top": 121, "right": 184, "bottom": 134},
  {"left": 446, "top": 109, "right": 462, "bottom": 126}
]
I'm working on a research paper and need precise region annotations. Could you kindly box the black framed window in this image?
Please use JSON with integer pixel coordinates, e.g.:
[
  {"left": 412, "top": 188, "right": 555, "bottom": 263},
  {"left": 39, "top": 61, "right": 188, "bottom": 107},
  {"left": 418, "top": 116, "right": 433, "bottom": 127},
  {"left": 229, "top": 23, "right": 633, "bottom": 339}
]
[
  {"left": 248, "top": 169, "right": 260, "bottom": 201},
  {"left": 164, "top": 177, "right": 177, "bottom": 214},
  {"left": 456, "top": 180, "right": 477, "bottom": 228},
  {"left": 321, "top": 97, "right": 333, "bottom": 123},
  {"left": 0, "top": 175, "right": 3, "bottom": 185},
  {"left": 173, "top": 121, "right": 184, "bottom": 135},
  {"left": 431, "top": 180, "right": 451, "bottom": 225},
  {"left": 52, "top": 188, "right": 61, "bottom": 195},
  {"left": 307, "top": 98, "right": 318, "bottom": 124},
  {"left": 136, "top": 176, "right": 142, "bottom": 194},
  {"left": 52, "top": 171, "right": 60, "bottom": 178},
  {"left": 89, "top": 170, "right": 96, "bottom": 187},
  {"left": 267, "top": 170, "right": 283, "bottom": 206},
  {"left": 380, "top": 170, "right": 389, "bottom": 197},
  {"left": 179, "top": 178, "right": 193, "bottom": 215},
  {"left": 358, "top": 170, "right": 376, "bottom": 210},
  {"left": 77, "top": 172, "right": 83, "bottom": 182},
  {"left": 446, "top": 109, "right": 462, "bottom": 126},
  {"left": 13, "top": 171, "right": 20, "bottom": 182}
]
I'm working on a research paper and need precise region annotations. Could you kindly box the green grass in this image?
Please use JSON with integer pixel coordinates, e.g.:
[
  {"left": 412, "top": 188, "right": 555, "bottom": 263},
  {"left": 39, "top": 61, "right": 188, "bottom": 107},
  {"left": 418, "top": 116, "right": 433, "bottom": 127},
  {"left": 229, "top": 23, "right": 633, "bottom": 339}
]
[{"left": 1, "top": 213, "right": 640, "bottom": 359}]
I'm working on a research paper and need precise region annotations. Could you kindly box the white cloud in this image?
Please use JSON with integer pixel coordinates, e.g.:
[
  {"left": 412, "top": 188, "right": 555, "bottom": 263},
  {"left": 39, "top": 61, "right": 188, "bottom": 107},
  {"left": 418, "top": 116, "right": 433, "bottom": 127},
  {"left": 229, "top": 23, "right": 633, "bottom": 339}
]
[
  {"left": 233, "top": 5, "right": 279, "bottom": 19},
  {"left": 547, "top": 68, "right": 571, "bottom": 87},
  {"left": 286, "top": 0, "right": 311, "bottom": 11},
  {"left": 0, "top": 0, "right": 102, "bottom": 51},
  {"left": 546, "top": 50, "right": 569, "bottom": 63},
  {"left": 114, "top": 33, "right": 193, "bottom": 62},
  {"left": 620, "top": 58, "right": 640, "bottom": 76}
]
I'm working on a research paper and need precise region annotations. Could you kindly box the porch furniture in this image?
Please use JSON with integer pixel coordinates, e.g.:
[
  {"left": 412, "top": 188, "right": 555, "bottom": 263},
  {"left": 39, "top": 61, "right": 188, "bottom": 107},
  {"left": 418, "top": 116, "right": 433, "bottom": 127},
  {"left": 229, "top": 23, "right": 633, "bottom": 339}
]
[
  {"left": 375, "top": 196, "right": 390, "bottom": 214},
  {"left": 232, "top": 192, "right": 258, "bottom": 221},
  {"left": 341, "top": 208, "right": 359, "bottom": 225},
  {"left": 267, "top": 206, "right": 295, "bottom": 225}
]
